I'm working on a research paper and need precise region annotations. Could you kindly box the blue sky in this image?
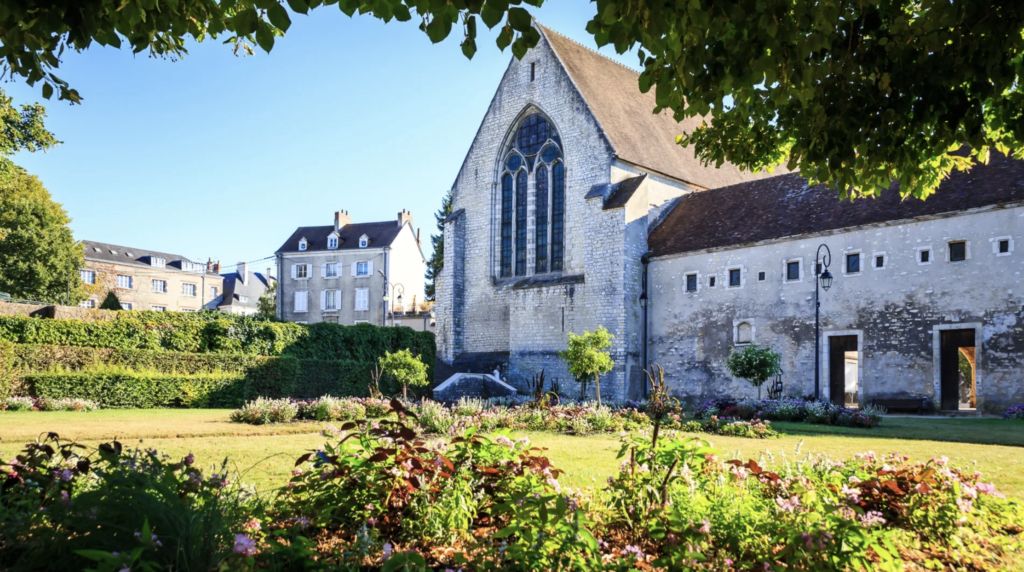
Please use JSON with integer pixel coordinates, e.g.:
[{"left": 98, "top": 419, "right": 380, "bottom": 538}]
[{"left": 6, "top": 0, "right": 637, "bottom": 274}]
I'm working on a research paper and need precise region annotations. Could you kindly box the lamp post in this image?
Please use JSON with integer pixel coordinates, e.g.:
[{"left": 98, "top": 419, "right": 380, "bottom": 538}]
[
  {"left": 382, "top": 282, "right": 405, "bottom": 327},
  {"left": 813, "top": 244, "right": 834, "bottom": 400}
]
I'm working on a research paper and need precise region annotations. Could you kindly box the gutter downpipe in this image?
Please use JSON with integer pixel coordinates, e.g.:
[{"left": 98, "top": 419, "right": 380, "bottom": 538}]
[{"left": 640, "top": 250, "right": 653, "bottom": 399}]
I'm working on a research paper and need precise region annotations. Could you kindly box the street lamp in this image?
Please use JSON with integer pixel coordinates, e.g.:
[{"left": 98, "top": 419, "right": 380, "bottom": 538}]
[
  {"left": 813, "top": 243, "right": 833, "bottom": 400},
  {"left": 383, "top": 282, "right": 405, "bottom": 327}
]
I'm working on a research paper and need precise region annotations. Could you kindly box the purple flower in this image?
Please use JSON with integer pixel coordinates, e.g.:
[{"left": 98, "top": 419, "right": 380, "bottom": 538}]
[
  {"left": 382, "top": 542, "right": 393, "bottom": 560},
  {"left": 184, "top": 453, "right": 195, "bottom": 466},
  {"left": 233, "top": 533, "right": 257, "bottom": 556}
]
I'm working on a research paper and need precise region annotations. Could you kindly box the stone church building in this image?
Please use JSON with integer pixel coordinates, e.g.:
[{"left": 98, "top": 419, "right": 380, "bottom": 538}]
[{"left": 436, "top": 23, "right": 1024, "bottom": 413}]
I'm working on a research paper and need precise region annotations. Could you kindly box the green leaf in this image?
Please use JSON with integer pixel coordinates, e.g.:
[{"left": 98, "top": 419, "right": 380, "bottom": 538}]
[
  {"left": 480, "top": 3, "right": 503, "bottom": 28},
  {"left": 42, "top": 84, "right": 53, "bottom": 99},
  {"left": 267, "top": 3, "right": 292, "bottom": 30},
  {"left": 256, "top": 23, "right": 276, "bottom": 52},
  {"left": 507, "top": 7, "right": 531, "bottom": 31},
  {"left": 495, "top": 25, "right": 513, "bottom": 51},
  {"left": 232, "top": 8, "right": 259, "bottom": 35},
  {"left": 287, "top": 0, "right": 309, "bottom": 14},
  {"left": 493, "top": 524, "right": 519, "bottom": 538},
  {"left": 462, "top": 38, "right": 477, "bottom": 59},
  {"left": 578, "top": 528, "right": 599, "bottom": 551},
  {"left": 74, "top": 550, "right": 116, "bottom": 562}
]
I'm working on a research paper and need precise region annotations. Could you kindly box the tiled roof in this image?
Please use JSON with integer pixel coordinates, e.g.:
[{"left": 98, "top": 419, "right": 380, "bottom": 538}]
[
  {"left": 648, "top": 153, "right": 1024, "bottom": 257},
  {"left": 219, "top": 271, "right": 274, "bottom": 308},
  {"left": 276, "top": 221, "right": 404, "bottom": 253},
  {"left": 539, "top": 25, "right": 772, "bottom": 189},
  {"left": 81, "top": 240, "right": 199, "bottom": 271}
]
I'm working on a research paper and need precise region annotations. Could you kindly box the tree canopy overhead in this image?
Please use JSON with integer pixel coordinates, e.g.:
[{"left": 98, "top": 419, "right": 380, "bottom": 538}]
[{"left": 3, "top": 0, "right": 1022, "bottom": 199}]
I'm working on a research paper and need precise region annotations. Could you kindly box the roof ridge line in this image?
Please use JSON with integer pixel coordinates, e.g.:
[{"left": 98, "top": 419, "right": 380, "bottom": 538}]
[{"left": 536, "top": 23, "right": 641, "bottom": 77}]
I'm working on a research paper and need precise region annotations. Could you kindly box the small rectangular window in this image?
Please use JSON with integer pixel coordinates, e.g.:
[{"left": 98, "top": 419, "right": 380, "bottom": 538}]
[
  {"left": 121, "top": 302, "right": 132, "bottom": 311},
  {"left": 685, "top": 274, "right": 697, "bottom": 292},
  {"left": 530, "top": 61, "right": 536, "bottom": 81},
  {"left": 79, "top": 299, "right": 96, "bottom": 309},
  {"left": 116, "top": 275, "right": 133, "bottom": 289},
  {"left": 949, "top": 241, "right": 966, "bottom": 262},
  {"left": 357, "top": 261, "right": 369, "bottom": 276},
  {"left": 326, "top": 263, "right": 338, "bottom": 278},
  {"left": 239, "top": 295, "right": 248, "bottom": 303},
  {"left": 846, "top": 253, "right": 860, "bottom": 274},
  {"left": 182, "top": 283, "right": 197, "bottom": 297},
  {"left": 210, "top": 286, "right": 218, "bottom": 299},
  {"left": 786, "top": 261, "right": 800, "bottom": 281},
  {"left": 151, "top": 305, "right": 167, "bottom": 312},
  {"left": 296, "top": 264, "right": 308, "bottom": 279},
  {"left": 920, "top": 250, "right": 930, "bottom": 263},
  {"left": 758, "top": 271, "right": 766, "bottom": 281},
  {"left": 999, "top": 239, "right": 1010, "bottom": 253},
  {"left": 708, "top": 276, "right": 716, "bottom": 288},
  {"left": 875, "top": 255, "right": 885, "bottom": 268},
  {"left": 729, "top": 268, "right": 741, "bottom": 287},
  {"left": 325, "top": 290, "right": 338, "bottom": 311},
  {"left": 80, "top": 270, "right": 95, "bottom": 284},
  {"left": 152, "top": 279, "right": 167, "bottom": 293}
]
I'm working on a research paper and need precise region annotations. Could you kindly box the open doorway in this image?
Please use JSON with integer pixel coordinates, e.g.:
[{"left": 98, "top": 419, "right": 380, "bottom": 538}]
[
  {"left": 828, "top": 335, "right": 859, "bottom": 408},
  {"left": 940, "top": 329, "right": 976, "bottom": 410}
]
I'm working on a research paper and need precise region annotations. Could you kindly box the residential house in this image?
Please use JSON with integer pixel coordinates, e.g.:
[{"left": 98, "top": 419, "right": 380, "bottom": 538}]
[
  {"left": 275, "top": 210, "right": 426, "bottom": 325},
  {"left": 219, "top": 262, "right": 275, "bottom": 316},
  {"left": 79, "top": 241, "right": 223, "bottom": 312}
]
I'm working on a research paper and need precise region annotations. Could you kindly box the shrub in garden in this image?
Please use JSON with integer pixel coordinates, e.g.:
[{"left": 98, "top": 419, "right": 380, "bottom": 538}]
[
  {"left": 0, "top": 435, "right": 253, "bottom": 571},
  {"left": 0, "top": 339, "right": 16, "bottom": 399},
  {"left": 558, "top": 326, "right": 614, "bottom": 406},
  {"left": 725, "top": 344, "right": 782, "bottom": 398},
  {"left": 697, "top": 397, "right": 882, "bottom": 428},
  {"left": 2, "top": 396, "right": 35, "bottom": 411},
  {"left": 229, "top": 397, "right": 298, "bottom": 425},
  {"left": 299, "top": 395, "right": 367, "bottom": 422},
  {"left": 377, "top": 348, "right": 428, "bottom": 400}
]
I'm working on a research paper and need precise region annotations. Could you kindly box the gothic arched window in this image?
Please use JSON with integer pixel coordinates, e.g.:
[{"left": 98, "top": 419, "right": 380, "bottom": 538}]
[{"left": 499, "top": 113, "right": 564, "bottom": 277}]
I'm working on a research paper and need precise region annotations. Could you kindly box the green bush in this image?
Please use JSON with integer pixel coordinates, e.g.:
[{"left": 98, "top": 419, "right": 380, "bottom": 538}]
[
  {"left": 0, "top": 313, "right": 435, "bottom": 373},
  {"left": 0, "top": 339, "right": 16, "bottom": 399}
]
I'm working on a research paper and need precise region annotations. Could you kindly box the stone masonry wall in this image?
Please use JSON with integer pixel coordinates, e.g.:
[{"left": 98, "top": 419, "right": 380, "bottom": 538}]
[{"left": 647, "top": 204, "right": 1024, "bottom": 413}]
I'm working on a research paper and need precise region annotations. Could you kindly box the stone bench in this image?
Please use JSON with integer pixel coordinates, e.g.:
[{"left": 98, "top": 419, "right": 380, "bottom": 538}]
[
  {"left": 433, "top": 373, "right": 517, "bottom": 402},
  {"left": 870, "top": 398, "right": 927, "bottom": 415}
]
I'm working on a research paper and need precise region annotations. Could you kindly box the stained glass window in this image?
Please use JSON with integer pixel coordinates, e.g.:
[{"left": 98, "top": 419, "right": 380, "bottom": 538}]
[
  {"left": 535, "top": 166, "right": 549, "bottom": 273},
  {"left": 506, "top": 153, "right": 522, "bottom": 172},
  {"left": 501, "top": 173, "right": 513, "bottom": 277},
  {"left": 515, "top": 170, "right": 528, "bottom": 276},
  {"left": 551, "top": 162, "right": 565, "bottom": 272},
  {"left": 516, "top": 115, "right": 550, "bottom": 155},
  {"left": 541, "top": 144, "right": 560, "bottom": 163}
]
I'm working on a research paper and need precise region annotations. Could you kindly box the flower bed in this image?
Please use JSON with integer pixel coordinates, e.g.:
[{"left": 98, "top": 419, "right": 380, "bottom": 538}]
[
  {"left": 1003, "top": 404, "right": 1024, "bottom": 420},
  {"left": 2, "top": 400, "right": 1021, "bottom": 571},
  {"left": 697, "top": 397, "right": 884, "bottom": 428},
  {"left": 1, "top": 396, "right": 99, "bottom": 412}
]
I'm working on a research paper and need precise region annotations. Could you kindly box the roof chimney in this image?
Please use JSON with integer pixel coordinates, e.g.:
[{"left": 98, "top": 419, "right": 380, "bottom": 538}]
[
  {"left": 267, "top": 268, "right": 273, "bottom": 281},
  {"left": 398, "top": 209, "right": 413, "bottom": 227},
  {"left": 238, "top": 261, "right": 248, "bottom": 284},
  {"left": 206, "top": 258, "right": 213, "bottom": 273},
  {"left": 334, "top": 210, "right": 351, "bottom": 230},
  {"left": 213, "top": 261, "right": 221, "bottom": 274}
]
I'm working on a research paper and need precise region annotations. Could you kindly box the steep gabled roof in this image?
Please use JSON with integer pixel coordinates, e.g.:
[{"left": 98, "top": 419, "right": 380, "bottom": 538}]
[
  {"left": 648, "top": 152, "right": 1024, "bottom": 257},
  {"left": 539, "top": 25, "right": 766, "bottom": 189},
  {"left": 81, "top": 240, "right": 199, "bottom": 271},
  {"left": 219, "top": 270, "right": 273, "bottom": 309},
  {"left": 276, "top": 222, "right": 404, "bottom": 253}
]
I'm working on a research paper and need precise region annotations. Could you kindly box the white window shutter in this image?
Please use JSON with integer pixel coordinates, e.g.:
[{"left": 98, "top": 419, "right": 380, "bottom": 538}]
[
  {"left": 351, "top": 262, "right": 357, "bottom": 276},
  {"left": 291, "top": 265, "right": 297, "bottom": 279},
  {"left": 293, "top": 292, "right": 300, "bottom": 312},
  {"left": 320, "top": 290, "right": 326, "bottom": 310},
  {"left": 368, "top": 261, "right": 374, "bottom": 275},
  {"left": 320, "top": 264, "right": 326, "bottom": 278}
]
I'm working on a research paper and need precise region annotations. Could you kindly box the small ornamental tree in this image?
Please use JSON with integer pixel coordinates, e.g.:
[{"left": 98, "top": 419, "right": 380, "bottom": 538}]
[
  {"left": 726, "top": 345, "right": 782, "bottom": 399},
  {"left": 378, "top": 349, "right": 428, "bottom": 400},
  {"left": 99, "top": 291, "right": 122, "bottom": 311},
  {"left": 256, "top": 279, "right": 277, "bottom": 320},
  {"left": 558, "top": 326, "right": 614, "bottom": 407}
]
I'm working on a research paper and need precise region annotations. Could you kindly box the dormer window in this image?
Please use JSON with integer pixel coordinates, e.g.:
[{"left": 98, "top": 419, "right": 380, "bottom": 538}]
[
  {"left": 327, "top": 235, "right": 338, "bottom": 250},
  {"left": 298, "top": 238, "right": 307, "bottom": 251},
  {"left": 151, "top": 257, "right": 166, "bottom": 268},
  {"left": 359, "top": 235, "right": 369, "bottom": 248}
]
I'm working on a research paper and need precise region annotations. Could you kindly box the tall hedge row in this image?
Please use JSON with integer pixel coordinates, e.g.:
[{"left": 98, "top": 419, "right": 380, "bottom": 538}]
[{"left": 0, "top": 313, "right": 435, "bottom": 364}]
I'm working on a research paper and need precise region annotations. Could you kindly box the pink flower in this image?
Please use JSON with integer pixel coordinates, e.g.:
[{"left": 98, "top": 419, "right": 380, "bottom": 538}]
[
  {"left": 233, "top": 533, "right": 257, "bottom": 556},
  {"left": 291, "top": 469, "right": 303, "bottom": 477},
  {"left": 840, "top": 485, "right": 861, "bottom": 503},
  {"left": 699, "top": 519, "right": 711, "bottom": 534},
  {"left": 977, "top": 482, "right": 1005, "bottom": 498},
  {"left": 184, "top": 453, "right": 194, "bottom": 466},
  {"left": 858, "top": 511, "right": 886, "bottom": 527},
  {"left": 243, "top": 518, "right": 261, "bottom": 532},
  {"left": 775, "top": 495, "right": 801, "bottom": 513}
]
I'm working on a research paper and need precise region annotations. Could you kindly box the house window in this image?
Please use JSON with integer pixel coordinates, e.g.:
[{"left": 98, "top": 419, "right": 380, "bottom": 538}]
[
  {"left": 736, "top": 321, "right": 753, "bottom": 344},
  {"left": 685, "top": 273, "right": 697, "bottom": 292},
  {"left": 919, "top": 248, "right": 931, "bottom": 264},
  {"left": 151, "top": 305, "right": 167, "bottom": 312},
  {"left": 182, "top": 283, "right": 197, "bottom": 297},
  {"left": 80, "top": 270, "right": 96, "bottom": 284},
  {"left": 355, "top": 288, "right": 369, "bottom": 311},
  {"left": 294, "top": 291, "right": 308, "bottom": 313},
  {"left": 295, "top": 264, "right": 308, "bottom": 279},
  {"left": 499, "top": 113, "right": 564, "bottom": 277},
  {"left": 758, "top": 271, "right": 766, "bottom": 281},
  {"left": 325, "top": 263, "right": 339, "bottom": 278},
  {"left": 875, "top": 254, "right": 885, "bottom": 268},
  {"left": 846, "top": 252, "right": 861, "bottom": 274},
  {"left": 729, "top": 268, "right": 741, "bottom": 287},
  {"left": 79, "top": 299, "right": 96, "bottom": 309},
  {"left": 324, "top": 290, "right": 339, "bottom": 311},
  {"left": 359, "top": 235, "right": 369, "bottom": 248},
  {"left": 121, "top": 302, "right": 133, "bottom": 311},
  {"left": 999, "top": 239, "right": 1010, "bottom": 253},
  {"left": 298, "top": 239, "right": 307, "bottom": 251},
  {"left": 152, "top": 279, "right": 167, "bottom": 293},
  {"left": 151, "top": 257, "right": 166, "bottom": 268},
  {"left": 210, "top": 286, "right": 218, "bottom": 299},
  {"left": 239, "top": 295, "right": 248, "bottom": 303},
  {"left": 786, "top": 260, "right": 800, "bottom": 281},
  {"left": 181, "top": 308, "right": 197, "bottom": 313},
  {"left": 356, "top": 261, "right": 369, "bottom": 276},
  {"left": 530, "top": 61, "right": 536, "bottom": 81},
  {"left": 708, "top": 276, "right": 716, "bottom": 288},
  {"left": 328, "top": 236, "right": 338, "bottom": 250},
  {"left": 949, "top": 241, "right": 967, "bottom": 262},
  {"left": 116, "top": 275, "right": 133, "bottom": 289}
]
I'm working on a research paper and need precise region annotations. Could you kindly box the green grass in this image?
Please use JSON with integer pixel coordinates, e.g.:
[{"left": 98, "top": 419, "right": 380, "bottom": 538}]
[{"left": 2, "top": 411, "right": 1022, "bottom": 500}]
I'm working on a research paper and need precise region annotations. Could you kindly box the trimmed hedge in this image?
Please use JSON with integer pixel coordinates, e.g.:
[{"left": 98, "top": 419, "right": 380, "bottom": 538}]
[{"left": 0, "top": 313, "right": 435, "bottom": 366}]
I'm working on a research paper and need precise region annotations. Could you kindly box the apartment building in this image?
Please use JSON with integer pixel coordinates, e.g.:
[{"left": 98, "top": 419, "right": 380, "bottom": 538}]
[
  {"left": 275, "top": 210, "right": 426, "bottom": 325},
  {"left": 79, "top": 241, "right": 223, "bottom": 312}
]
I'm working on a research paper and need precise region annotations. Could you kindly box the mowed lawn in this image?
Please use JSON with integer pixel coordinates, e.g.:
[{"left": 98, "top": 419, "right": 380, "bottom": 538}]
[{"left": 2, "top": 410, "right": 1023, "bottom": 499}]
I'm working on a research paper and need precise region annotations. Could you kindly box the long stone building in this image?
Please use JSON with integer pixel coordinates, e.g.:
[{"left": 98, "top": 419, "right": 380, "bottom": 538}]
[{"left": 435, "top": 23, "right": 1024, "bottom": 413}]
